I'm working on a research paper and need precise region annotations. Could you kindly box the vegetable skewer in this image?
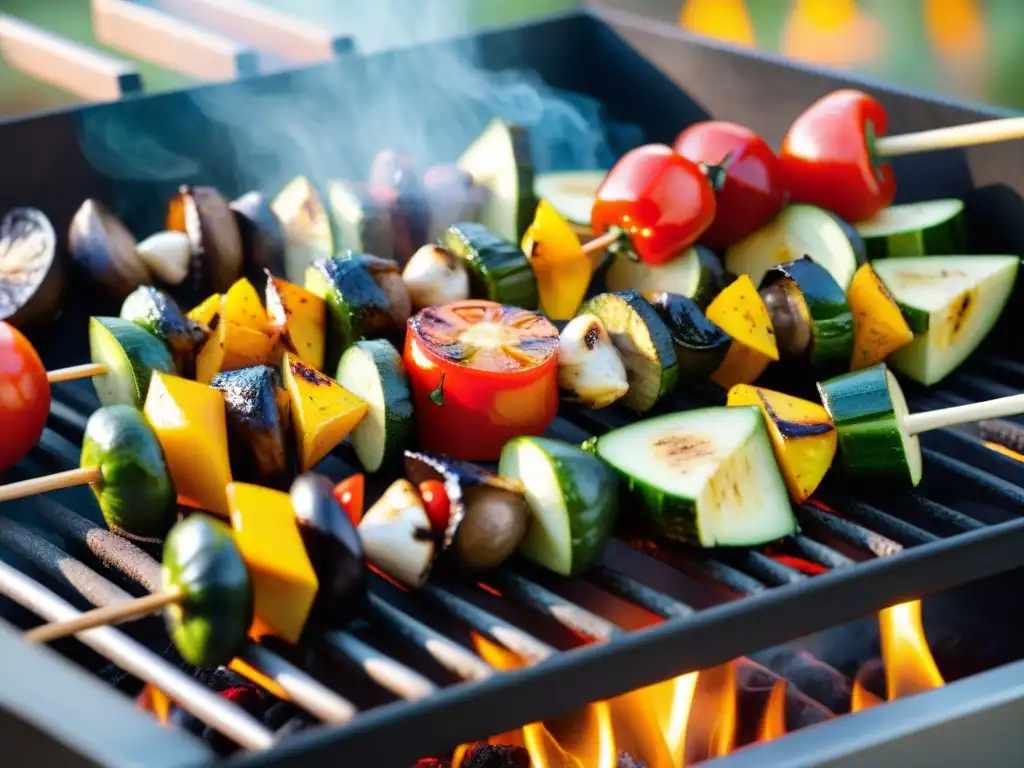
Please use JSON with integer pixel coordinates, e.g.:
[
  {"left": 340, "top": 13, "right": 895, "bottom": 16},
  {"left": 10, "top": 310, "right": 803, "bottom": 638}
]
[
  {"left": 46, "top": 362, "right": 107, "bottom": 383},
  {"left": 25, "top": 587, "right": 184, "bottom": 643},
  {"left": 873, "top": 116, "right": 1024, "bottom": 157}
]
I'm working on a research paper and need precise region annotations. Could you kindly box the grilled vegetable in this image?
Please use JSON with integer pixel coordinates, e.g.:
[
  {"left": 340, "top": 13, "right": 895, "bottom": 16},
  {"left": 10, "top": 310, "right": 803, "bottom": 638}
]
[
  {"left": 759, "top": 257, "right": 853, "bottom": 378},
  {"left": 290, "top": 473, "right": 367, "bottom": 634},
  {"left": 457, "top": 118, "right": 536, "bottom": 243},
  {"left": 405, "top": 451, "right": 530, "bottom": 571},
  {"left": 211, "top": 365, "right": 291, "bottom": 489},
  {"left": 592, "top": 406, "right": 797, "bottom": 547},
  {"left": 339, "top": 252, "right": 412, "bottom": 330},
  {"left": 443, "top": 222, "right": 538, "bottom": 310},
  {"left": 265, "top": 273, "right": 326, "bottom": 370},
  {"left": 705, "top": 275, "right": 779, "bottom": 389},
  {"left": 556, "top": 314, "right": 629, "bottom": 409},
  {"left": 534, "top": 170, "right": 606, "bottom": 232},
  {"left": 333, "top": 473, "right": 365, "bottom": 526},
  {"left": 422, "top": 164, "right": 481, "bottom": 241},
  {"left": 605, "top": 245, "right": 725, "bottom": 310},
  {"left": 724, "top": 204, "right": 865, "bottom": 291},
  {"left": 120, "top": 286, "right": 205, "bottom": 376},
  {"left": 282, "top": 352, "right": 368, "bottom": 471},
  {"left": 404, "top": 301, "right": 560, "bottom": 461},
  {"left": 327, "top": 179, "right": 395, "bottom": 262},
  {"left": 402, "top": 244, "right": 470, "bottom": 310},
  {"left": 161, "top": 514, "right": 252, "bottom": 668},
  {"left": 135, "top": 231, "right": 190, "bottom": 286},
  {"left": 336, "top": 340, "right": 414, "bottom": 473},
  {"left": 80, "top": 405, "right": 176, "bottom": 539},
  {"left": 847, "top": 263, "right": 914, "bottom": 371},
  {"left": 144, "top": 371, "right": 232, "bottom": 517},
  {"left": 644, "top": 291, "right": 730, "bottom": 383},
  {"left": 817, "top": 364, "right": 921, "bottom": 487},
  {"left": 0, "top": 208, "right": 63, "bottom": 328},
  {"left": 187, "top": 293, "right": 221, "bottom": 327},
  {"left": 727, "top": 384, "right": 837, "bottom": 504},
  {"left": 872, "top": 255, "right": 1019, "bottom": 385},
  {"left": 195, "top": 315, "right": 276, "bottom": 384},
  {"left": 499, "top": 436, "right": 617, "bottom": 576},
  {"left": 577, "top": 290, "right": 678, "bottom": 413},
  {"left": 855, "top": 199, "right": 965, "bottom": 260},
  {"left": 0, "top": 322, "right": 49, "bottom": 474},
  {"left": 368, "top": 149, "right": 431, "bottom": 265},
  {"left": 358, "top": 478, "right": 435, "bottom": 588},
  {"left": 272, "top": 176, "right": 334, "bottom": 285},
  {"left": 521, "top": 199, "right": 591, "bottom": 320},
  {"left": 230, "top": 192, "right": 286, "bottom": 285},
  {"left": 305, "top": 255, "right": 397, "bottom": 372},
  {"left": 221, "top": 278, "right": 270, "bottom": 334},
  {"left": 228, "top": 482, "right": 319, "bottom": 644},
  {"left": 69, "top": 199, "right": 149, "bottom": 301},
  {"left": 166, "top": 186, "right": 244, "bottom": 295},
  {"left": 89, "top": 316, "right": 175, "bottom": 409}
]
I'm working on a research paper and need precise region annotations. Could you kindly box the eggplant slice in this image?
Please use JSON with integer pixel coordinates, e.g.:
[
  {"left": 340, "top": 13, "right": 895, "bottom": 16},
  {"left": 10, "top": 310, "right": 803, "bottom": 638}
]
[
  {"left": 167, "top": 186, "right": 244, "bottom": 296},
  {"left": 69, "top": 199, "right": 150, "bottom": 302},
  {"left": 0, "top": 207, "right": 63, "bottom": 328}
]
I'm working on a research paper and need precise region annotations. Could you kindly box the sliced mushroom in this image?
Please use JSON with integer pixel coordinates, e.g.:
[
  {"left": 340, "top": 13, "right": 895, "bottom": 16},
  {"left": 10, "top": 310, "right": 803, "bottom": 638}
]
[
  {"left": 136, "top": 231, "right": 190, "bottom": 286},
  {"left": 402, "top": 244, "right": 470, "bottom": 309},
  {"left": 69, "top": 199, "right": 150, "bottom": 301},
  {"left": 357, "top": 478, "right": 435, "bottom": 588},
  {"left": 0, "top": 207, "right": 63, "bottom": 328},
  {"left": 759, "top": 279, "right": 812, "bottom": 361},
  {"left": 557, "top": 314, "right": 629, "bottom": 409}
]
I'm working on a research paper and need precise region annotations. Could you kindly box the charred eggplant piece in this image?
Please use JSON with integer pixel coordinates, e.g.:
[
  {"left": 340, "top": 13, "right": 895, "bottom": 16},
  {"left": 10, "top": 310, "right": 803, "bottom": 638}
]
[
  {"left": 644, "top": 291, "right": 731, "bottom": 383},
  {"left": 120, "top": 286, "right": 206, "bottom": 377},
  {"left": 167, "top": 186, "right": 244, "bottom": 295},
  {"left": 422, "top": 163, "right": 482, "bottom": 242},
  {"left": 368, "top": 150, "right": 430, "bottom": 265},
  {"left": 327, "top": 179, "right": 395, "bottom": 261},
  {"left": 290, "top": 472, "right": 367, "bottom": 635},
  {"left": 69, "top": 199, "right": 150, "bottom": 302},
  {"left": 230, "top": 192, "right": 286, "bottom": 287},
  {"left": 404, "top": 451, "right": 529, "bottom": 571},
  {"left": 0, "top": 207, "right": 63, "bottom": 328},
  {"left": 210, "top": 365, "right": 291, "bottom": 489}
]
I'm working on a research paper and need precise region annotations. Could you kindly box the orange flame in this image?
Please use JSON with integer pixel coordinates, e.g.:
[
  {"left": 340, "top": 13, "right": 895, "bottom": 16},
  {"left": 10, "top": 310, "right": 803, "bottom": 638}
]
[
  {"left": 879, "top": 600, "right": 945, "bottom": 699},
  {"left": 756, "top": 679, "right": 788, "bottom": 743},
  {"left": 136, "top": 684, "right": 171, "bottom": 726}
]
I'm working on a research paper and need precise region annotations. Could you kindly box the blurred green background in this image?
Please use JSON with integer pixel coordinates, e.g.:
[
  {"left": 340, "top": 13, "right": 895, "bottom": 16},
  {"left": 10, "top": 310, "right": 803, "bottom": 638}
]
[{"left": 2, "top": 0, "right": 1023, "bottom": 118}]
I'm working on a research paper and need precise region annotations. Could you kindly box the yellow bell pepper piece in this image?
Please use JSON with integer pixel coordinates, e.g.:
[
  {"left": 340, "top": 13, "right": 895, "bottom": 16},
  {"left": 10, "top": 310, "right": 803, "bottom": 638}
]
[
  {"left": 522, "top": 199, "right": 592, "bottom": 320},
  {"left": 848, "top": 263, "right": 914, "bottom": 371},
  {"left": 266, "top": 275, "right": 326, "bottom": 370},
  {"left": 228, "top": 482, "right": 318, "bottom": 645},
  {"left": 144, "top": 372, "right": 232, "bottom": 516},
  {"left": 282, "top": 352, "right": 368, "bottom": 470},
  {"left": 707, "top": 274, "right": 779, "bottom": 389},
  {"left": 727, "top": 384, "right": 837, "bottom": 503},
  {"left": 195, "top": 321, "right": 278, "bottom": 384},
  {"left": 222, "top": 278, "right": 270, "bottom": 334},
  {"left": 187, "top": 294, "right": 221, "bottom": 327}
]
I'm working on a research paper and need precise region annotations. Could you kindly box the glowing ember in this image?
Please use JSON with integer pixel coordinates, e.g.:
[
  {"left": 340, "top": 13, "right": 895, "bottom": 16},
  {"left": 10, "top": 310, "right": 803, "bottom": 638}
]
[{"left": 756, "top": 679, "right": 788, "bottom": 743}]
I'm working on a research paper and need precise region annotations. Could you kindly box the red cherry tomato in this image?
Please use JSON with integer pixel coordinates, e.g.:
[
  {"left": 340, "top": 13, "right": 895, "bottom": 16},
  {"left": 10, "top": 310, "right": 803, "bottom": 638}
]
[
  {"left": 333, "top": 473, "right": 365, "bottom": 527},
  {"left": 418, "top": 480, "right": 451, "bottom": 535},
  {"left": 0, "top": 322, "right": 50, "bottom": 475},
  {"left": 673, "top": 121, "right": 785, "bottom": 248},
  {"left": 779, "top": 89, "right": 896, "bottom": 223},
  {"left": 591, "top": 144, "right": 716, "bottom": 265}
]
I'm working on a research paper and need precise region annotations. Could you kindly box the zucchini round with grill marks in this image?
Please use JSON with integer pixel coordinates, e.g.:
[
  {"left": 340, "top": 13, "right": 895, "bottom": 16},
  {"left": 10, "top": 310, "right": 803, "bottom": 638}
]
[
  {"left": 606, "top": 246, "right": 725, "bottom": 309},
  {"left": 644, "top": 291, "right": 730, "bottom": 383},
  {"left": 89, "top": 316, "right": 176, "bottom": 410},
  {"left": 443, "top": 222, "right": 538, "bottom": 310},
  {"left": 80, "top": 405, "right": 176, "bottom": 540},
  {"left": 161, "top": 514, "right": 253, "bottom": 668},
  {"left": 120, "top": 286, "right": 206, "bottom": 377}
]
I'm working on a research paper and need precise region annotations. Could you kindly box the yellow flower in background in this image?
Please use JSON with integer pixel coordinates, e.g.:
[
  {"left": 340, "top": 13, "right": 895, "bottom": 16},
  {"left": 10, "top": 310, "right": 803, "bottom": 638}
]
[
  {"left": 679, "top": 0, "right": 756, "bottom": 47},
  {"left": 781, "top": 0, "right": 886, "bottom": 67},
  {"left": 924, "top": 0, "right": 985, "bottom": 58}
]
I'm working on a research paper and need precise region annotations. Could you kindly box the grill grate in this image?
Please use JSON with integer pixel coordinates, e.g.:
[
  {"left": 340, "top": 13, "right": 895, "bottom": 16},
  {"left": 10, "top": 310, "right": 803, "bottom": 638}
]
[{"left": 3, "top": 351, "right": 1024, "bottom": 764}]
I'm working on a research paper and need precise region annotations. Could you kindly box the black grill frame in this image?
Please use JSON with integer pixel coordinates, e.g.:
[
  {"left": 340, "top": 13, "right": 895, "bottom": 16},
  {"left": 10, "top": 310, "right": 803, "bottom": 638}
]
[{"left": 2, "top": 7, "right": 1024, "bottom": 767}]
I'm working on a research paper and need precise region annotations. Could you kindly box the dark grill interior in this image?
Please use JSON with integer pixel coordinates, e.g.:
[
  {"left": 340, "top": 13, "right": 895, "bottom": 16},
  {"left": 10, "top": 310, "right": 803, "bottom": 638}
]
[{"left": 2, "top": 7, "right": 1024, "bottom": 767}]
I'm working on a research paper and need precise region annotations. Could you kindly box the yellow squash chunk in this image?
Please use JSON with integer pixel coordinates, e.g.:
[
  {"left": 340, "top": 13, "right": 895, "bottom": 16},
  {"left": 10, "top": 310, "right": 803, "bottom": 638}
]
[
  {"left": 521, "top": 199, "right": 592, "bottom": 320},
  {"left": 228, "top": 482, "right": 318, "bottom": 644},
  {"left": 221, "top": 278, "right": 270, "bottom": 334},
  {"left": 195, "top": 321, "right": 278, "bottom": 384},
  {"left": 144, "top": 372, "right": 232, "bottom": 516},
  {"left": 847, "top": 263, "right": 914, "bottom": 371},
  {"left": 266, "top": 275, "right": 326, "bottom": 370},
  {"left": 727, "top": 384, "right": 837, "bottom": 503},
  {"left": 282, "top": 352, "right": 368, "bottom": 470},
  {"left": 188, "top": 293, "right": 221, "bottom": 327},
  {"left": 275, "top": 386, "right": 292, "bottom": 436},
  {"left": 706, "top": 274, "right": 779, "bottom": 389}
]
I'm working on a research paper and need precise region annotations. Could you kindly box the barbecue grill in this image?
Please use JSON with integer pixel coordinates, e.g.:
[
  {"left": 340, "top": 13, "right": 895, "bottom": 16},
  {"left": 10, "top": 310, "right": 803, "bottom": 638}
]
[{"left": 3, "top": 4, "right": 1024, "bottom": 766}]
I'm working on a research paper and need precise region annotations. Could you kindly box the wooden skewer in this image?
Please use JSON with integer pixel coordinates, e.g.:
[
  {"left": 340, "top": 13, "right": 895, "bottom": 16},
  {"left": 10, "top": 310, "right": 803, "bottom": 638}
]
[
  {"left": 25, "top": 585, "right": 184, "bottom": 644},
  {"left": 581, "top": 229, "right": 618, "bottom": 255},
  {"left": 905, "top": 393, "right": 1024, "bottom": 436},
  {"left": 47, "top": 363, "right": 107, "bottom": 384},
  {"left": 875, "top": 116, "right": 1024, "bottom": 158},
  {"left": 0, "top": 465, "right": 100, "bottom": 502}
]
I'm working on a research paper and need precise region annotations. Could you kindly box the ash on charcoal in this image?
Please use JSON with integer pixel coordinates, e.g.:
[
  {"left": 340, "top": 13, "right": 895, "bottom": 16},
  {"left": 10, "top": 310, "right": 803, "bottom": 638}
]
[{"left": 460, "top": 744, "right": 531, "bottom": 768}]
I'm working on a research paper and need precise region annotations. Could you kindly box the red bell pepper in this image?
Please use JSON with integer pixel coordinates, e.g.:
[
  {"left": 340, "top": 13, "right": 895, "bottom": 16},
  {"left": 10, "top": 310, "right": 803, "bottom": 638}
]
[
  {"left": 779, "top": 89, "right": 896, "bottom": 223},
  {"left": 404, "top": 300, "right": 560, "bottom": 462},
  {"left": 591, "top": 144, "right": 716, "bottom": 265}
]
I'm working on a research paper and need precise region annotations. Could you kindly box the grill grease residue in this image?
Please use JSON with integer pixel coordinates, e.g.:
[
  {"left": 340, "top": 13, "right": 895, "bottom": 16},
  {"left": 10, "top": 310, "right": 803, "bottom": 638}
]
[{"left": 652, "top": 434, "right": 715, "bottom": 472}]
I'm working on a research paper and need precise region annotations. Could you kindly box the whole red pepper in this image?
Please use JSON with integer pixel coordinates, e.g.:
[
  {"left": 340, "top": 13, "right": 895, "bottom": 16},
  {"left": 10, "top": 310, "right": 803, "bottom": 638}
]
[
  {"left": 673, "top": 121, "right": 785, "bottom": 248},
  {"left": 779, "top": 89, "right": 896, "bottom": 223},
  {"left": 591, "top": 144, "right": 716, "bottom": 265}
]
